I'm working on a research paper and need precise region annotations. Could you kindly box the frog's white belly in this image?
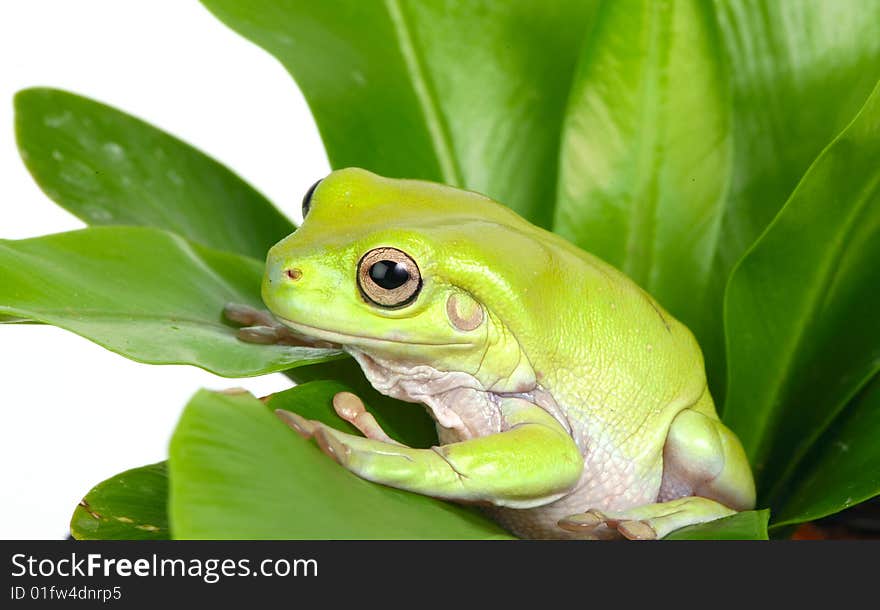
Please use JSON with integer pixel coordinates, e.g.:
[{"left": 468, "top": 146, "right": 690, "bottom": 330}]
[{"left": 348, "top": 349, "right": 671, "bottom": 539}]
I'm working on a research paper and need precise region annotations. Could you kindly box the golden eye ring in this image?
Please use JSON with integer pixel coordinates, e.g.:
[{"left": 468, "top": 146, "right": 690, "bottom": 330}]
[{"left": 357, "top": 247, "right": 422, "bottom": 308}]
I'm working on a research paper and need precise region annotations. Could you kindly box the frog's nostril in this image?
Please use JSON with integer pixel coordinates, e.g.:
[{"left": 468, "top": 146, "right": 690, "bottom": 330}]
[{"left": 285, "top": 268, "right": 303, "bottom": 281}]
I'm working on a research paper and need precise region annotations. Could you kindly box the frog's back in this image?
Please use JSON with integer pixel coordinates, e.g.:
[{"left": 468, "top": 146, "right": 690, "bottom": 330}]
[
  {"left": 423, "top": 198, "right": 711, "bottom": 425},
  {"left": 395, "top": 174, "right": 717, "bottom": 485}
]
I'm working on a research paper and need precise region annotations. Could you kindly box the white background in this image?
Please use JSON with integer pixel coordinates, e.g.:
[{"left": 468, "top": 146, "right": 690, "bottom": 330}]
[{"left": 0, "top": 1, "right": 330, "bottom": 538}]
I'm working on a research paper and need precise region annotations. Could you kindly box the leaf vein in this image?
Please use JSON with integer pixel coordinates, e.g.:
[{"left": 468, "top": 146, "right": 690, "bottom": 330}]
[{"left": 383, "top": 0, "right": 463, "bottom": 186}]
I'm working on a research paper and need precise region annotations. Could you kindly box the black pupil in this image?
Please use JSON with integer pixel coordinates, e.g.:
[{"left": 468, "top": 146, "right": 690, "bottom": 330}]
[{"left": 369, "top": 261, "right": 409, "bottom": 289}]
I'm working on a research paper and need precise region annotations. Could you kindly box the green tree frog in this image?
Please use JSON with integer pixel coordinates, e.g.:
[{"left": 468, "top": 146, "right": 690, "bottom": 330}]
[{"left": 231, "top": 167, "right": 755, "bottom": 540}]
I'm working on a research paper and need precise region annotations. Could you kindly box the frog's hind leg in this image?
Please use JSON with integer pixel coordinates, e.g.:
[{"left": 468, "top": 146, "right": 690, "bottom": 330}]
[
  {"left": 559, "top": 402, "right": 756, "bottom": 540},
  {"left": 657, "top": 407, "right": 756, "bottom": 512}
]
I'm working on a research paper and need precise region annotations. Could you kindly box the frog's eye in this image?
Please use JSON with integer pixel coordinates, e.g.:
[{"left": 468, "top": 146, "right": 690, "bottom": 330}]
[
  {"left": 301, "top": 179, "right": 322, "bottom": 218},
  {"left": 357, "top": 247, "right": 422, "bottom": 308}
]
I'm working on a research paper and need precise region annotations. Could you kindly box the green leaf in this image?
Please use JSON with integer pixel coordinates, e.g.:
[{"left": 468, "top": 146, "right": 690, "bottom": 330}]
[
  {"left": 168, "top": 388, "right": 513, "bottom": 539},
  {"left": 663, "top": 510, "right": 769, "bottom": 540},
  {"left": 556, "top": 1, "right": 880, "bottom": 396},
  {"left": 199, "top": 0, "right": 598, "bottom": 226},
  {"left": 707, "top": 0, "right": 880, "bottom": 394},
  {"left": 723, "top": 79, "right": 880, "bottom": 501},
  {"left": 555, "top": 0, "right": 731, "bottom": 374},
  {"left": 15, "top": 87, "right": 293, "bottom": 260},
  {"left": 771, "top": 376, "right": 880, "bottom": 528},
  {"left": 283, "top": 358, "right": 437, "bottom": 448},
  {"left": 714, "top": 0, "right": 880, "bottom": 287},
  {"left": 0, "top": 315, "right": 37, "bottom": 323},
  {"left": 70, "top": 462, "right": 170, "bottom": 540},
  {"left": 0, "top": 226, "right": 342, "bottom": 377}
]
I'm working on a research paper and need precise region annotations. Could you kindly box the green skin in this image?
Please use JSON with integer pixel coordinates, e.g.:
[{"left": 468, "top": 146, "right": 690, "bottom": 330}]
[{"left": 245, "top": 167, "right": 755, "bottom": 540}]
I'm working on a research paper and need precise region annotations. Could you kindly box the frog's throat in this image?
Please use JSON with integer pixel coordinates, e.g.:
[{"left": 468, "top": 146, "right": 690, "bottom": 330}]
[{"left": 346, "top": 348, "right": 573, "bottom": 443}]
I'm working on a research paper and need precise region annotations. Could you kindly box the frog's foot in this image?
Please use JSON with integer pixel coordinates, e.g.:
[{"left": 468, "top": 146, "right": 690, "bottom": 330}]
[
  {"left": 558, "top": 496, "right": 737, "bottom": 540},
  {"left": 557, "top": 509, "right": 657, "bottom": 540},
  {"left": 223, "top": 302, "right": 333, "bottom": 347}
]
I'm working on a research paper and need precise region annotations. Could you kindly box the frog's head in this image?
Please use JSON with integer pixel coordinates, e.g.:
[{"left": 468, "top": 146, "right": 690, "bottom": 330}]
[{"left": 263, "top": 168, "right": 558, "bottom": 395}]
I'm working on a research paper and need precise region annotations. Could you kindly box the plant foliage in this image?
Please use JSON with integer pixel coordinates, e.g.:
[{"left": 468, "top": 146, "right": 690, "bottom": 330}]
[{"left": 4, "top": 0, "right": 879, "bottom": 540}]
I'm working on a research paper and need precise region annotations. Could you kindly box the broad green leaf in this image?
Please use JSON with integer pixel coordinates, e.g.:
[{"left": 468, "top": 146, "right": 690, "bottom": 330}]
[
  {"left": 68, "top": 380, "right": 434, "bottom": 541},
  {"left": 714, "top": 0, "right": 880, "bottom": 284},
  {"left": 168, "top": 388, "right": 513, "bottom": 539},
  {"left": 200, "top": 0, "right": 598, "bottom": 226},
  {"left": 15, "top": 88, "right": 293, "bottom": 260},
  {"left": 708, "top": 0, "right": 880, "bottom": 395},
  {"left": 284, "top": 359, "right": 437, "bottom": 448},
  {"left": 771, "top": 376, "right": 880, "bottom": 529},
  {"left": 70, "top": 462, "right": 169, "bottom": 540},
  {"left": 555, "top": 0, "right": 731, "bottom": 375},
  {"left": 724, "top": 80, "right": 880, "bottom": 501},
  {"left": 663, "top": 510, "right": 769, "bottom": 541},
  {"left": 0, "top": 226, "right": 342, "bottom": 377}
]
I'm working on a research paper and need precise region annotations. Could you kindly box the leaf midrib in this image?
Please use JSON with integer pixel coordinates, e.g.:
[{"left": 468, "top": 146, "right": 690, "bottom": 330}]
[
  {"left": 624, "top": 0, "right": 671, "bottom": 286},
  {"left": 383, "top": 0, "right": 464, "bottom": 187}
]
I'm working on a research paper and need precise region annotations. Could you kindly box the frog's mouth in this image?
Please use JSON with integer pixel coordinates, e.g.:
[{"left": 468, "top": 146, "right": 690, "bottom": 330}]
[{"left": 276, "top": 317, "right": 475, "bottom": 349}]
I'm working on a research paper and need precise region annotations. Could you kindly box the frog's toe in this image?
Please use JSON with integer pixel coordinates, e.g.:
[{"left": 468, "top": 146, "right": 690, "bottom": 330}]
[
  {"left": 313, "top": 427, "right": 350, "bottom": 464},
  {"left": 598, "top": 513, "right": 657, "bottom": 539},
  {"left": 557, "top": 509, "right": 604, "bottom": 532},
  {"left": 331, "top": 392, "right": 401, "bottom": 445},
  {"left": 274, "top": 409, "right": 354, "bottom": 465},
  {"left": 224, "top": 302, "right": 287, "bottom": 346},
  {"left": 237, "top": 325, "right": 284, "bottom": 344},
  {"left": 224, "top": 302, "right": 339, "bottom": 348},
  {"left": 225, "top": 303, "right": 301, "bottom": 346},
  {"left": 558, "top": 509, "right": 658, "bottom": 540},
  {"left": 557, "top": 510, "right": 619, "bottom": 539},
  {"left": 223, "top": 302, "right": 276, "bottom": 327},
  {"left": 616, "top": 520, "right": 657, "bottom": 540},
  {"left": 274, "top": 408, "right": 318, "bottom": 438}
]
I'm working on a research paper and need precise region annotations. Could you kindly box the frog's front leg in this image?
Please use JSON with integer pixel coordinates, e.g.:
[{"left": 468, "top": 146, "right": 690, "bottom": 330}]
[
  {"left": 276, "top": 397, "right": 584, "bottom": 508},
  {"left": 224, "top": 303, "right": 334, "bottom": 347},
  {"left": 559, "top": 407, "right": 755, "bottom": 540}
]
